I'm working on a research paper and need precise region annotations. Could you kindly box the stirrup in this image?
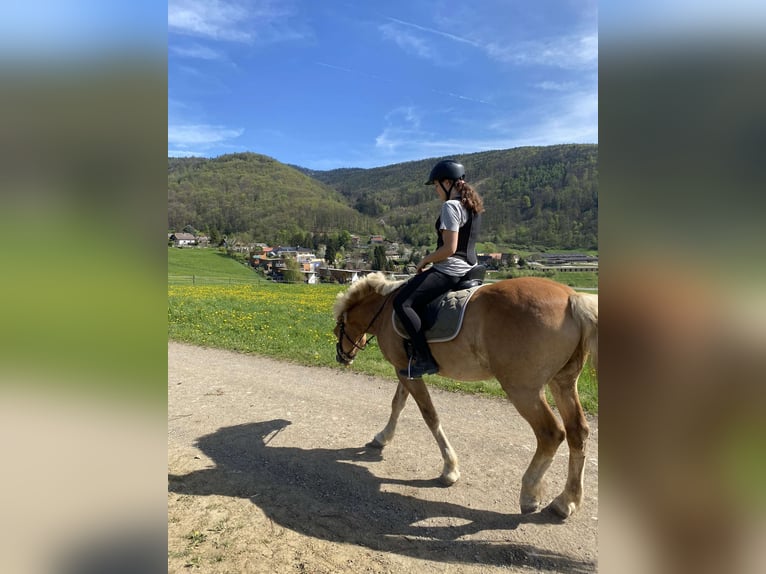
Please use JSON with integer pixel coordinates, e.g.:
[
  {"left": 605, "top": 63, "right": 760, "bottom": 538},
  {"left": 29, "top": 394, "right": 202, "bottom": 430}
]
[{"left": 398, "top": 355, "right": 439, "bottom": 379}]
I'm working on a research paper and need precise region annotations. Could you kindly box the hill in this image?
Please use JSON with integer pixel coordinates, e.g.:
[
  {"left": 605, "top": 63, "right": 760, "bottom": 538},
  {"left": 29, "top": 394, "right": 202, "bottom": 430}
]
[
  {"left": 301, "top": 144, "right": 598, "bottom": 250},
  {"left": 169, "top": 144, "right": 597, "bottom": 250},
  {"left": 168, "top": 153, "right": 382, "bottom": 245}
]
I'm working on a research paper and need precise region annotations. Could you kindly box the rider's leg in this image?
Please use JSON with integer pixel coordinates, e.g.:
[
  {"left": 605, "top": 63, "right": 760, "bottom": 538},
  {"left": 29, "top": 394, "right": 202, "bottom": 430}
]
[{"left": 393, "top": 269, "right": 458, "bottom": 376}]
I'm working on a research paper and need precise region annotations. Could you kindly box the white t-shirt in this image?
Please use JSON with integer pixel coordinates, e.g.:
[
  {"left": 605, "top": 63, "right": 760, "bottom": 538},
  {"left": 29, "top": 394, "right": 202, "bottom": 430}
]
[{"left": 433, "top": 199, "right": 476, "bottom": 277}]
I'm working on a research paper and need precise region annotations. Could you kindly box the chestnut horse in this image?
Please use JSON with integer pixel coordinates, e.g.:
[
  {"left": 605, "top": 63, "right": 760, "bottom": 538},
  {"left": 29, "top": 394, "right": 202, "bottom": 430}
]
[{"left": 333, "top": 272, "right": 598, "bottom": 518}]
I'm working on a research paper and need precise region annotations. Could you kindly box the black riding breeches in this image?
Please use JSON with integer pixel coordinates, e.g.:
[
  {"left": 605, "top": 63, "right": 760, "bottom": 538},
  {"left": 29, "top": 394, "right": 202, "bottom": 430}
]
[{"left": 393, "top": 268, "right": 462, "bottom": 354}]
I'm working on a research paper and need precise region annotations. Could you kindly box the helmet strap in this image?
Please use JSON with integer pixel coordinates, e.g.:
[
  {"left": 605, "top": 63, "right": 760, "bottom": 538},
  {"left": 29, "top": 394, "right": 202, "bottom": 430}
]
[{"left": 439, "top": 181, "right": 455, "bottom": 200}]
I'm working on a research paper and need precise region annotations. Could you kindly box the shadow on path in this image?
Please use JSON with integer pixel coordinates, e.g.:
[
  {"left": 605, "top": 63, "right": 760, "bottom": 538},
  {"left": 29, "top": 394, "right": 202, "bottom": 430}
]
[{"left": 169, "top": 419, "right": 595, "bottom": 572}]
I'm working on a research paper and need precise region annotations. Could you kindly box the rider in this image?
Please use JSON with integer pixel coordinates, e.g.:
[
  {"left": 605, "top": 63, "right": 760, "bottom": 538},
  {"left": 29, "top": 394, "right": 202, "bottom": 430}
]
[{"left": 393, "top": 159, "right": 484, "bottom": 379}]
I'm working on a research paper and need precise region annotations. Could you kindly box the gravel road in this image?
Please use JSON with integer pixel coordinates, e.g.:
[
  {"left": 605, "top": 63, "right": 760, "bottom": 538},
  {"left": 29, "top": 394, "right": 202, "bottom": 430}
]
[{"left": 168, "top": 342, "right": 598, "bottom": 573}]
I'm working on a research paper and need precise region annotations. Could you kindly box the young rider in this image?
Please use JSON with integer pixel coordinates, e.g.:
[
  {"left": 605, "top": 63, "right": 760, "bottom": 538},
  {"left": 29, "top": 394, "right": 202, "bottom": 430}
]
[{"left": 393, "top": 160, "right": 484, "bottom": 379}]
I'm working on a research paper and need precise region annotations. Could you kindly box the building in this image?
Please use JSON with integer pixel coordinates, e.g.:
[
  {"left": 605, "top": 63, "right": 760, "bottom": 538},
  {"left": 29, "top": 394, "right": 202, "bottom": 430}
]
[{"left": 169, "top": 232, "right": 196, "bottom": 247}]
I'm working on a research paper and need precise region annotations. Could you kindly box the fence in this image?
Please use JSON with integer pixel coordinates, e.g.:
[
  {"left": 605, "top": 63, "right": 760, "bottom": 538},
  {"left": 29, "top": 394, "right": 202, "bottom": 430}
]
[{"left": 168, "top": 275, "right": 262, "bottom": 286}]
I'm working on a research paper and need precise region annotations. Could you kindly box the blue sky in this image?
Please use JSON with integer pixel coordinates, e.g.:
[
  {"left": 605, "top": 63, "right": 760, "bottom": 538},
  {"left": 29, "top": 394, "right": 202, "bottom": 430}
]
[{"left": 169, "top": 0, "right": 598, "bottom": 169}]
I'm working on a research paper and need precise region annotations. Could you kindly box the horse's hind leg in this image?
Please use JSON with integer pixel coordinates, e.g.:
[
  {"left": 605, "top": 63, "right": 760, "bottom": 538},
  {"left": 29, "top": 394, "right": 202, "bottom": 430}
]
[
  {"left": 547, "top": 369, "right": 590, "bottom": 518},
  {"left": 367, "top": 381, "right": 409, "bottom": 448},
  {"left": 507, "top": 387, "right": 566, "bottom": 514},
  {"left": 399, "top": 375, "right": 460, "bottom": 485}
]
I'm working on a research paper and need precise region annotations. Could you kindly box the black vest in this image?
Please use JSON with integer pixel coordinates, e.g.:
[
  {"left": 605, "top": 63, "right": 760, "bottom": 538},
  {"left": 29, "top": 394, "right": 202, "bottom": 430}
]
[{"left": 436, "top": 209, "right": 482, "bottom": 265}]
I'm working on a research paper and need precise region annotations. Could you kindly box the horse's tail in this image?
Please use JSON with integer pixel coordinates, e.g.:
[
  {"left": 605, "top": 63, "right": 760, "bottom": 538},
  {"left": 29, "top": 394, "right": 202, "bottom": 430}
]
[{"left": 569, "top": 292, "right": 598, "bottom": 374}]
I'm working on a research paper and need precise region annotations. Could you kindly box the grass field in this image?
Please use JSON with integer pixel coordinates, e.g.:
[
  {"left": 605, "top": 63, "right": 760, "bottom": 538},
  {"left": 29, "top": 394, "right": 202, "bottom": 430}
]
[
  {"left": 168, "top": 246, "right": 260, "bottom": 283},
  {"left": 168, "top": 248, "right": 598, "bottom": 413},
  {"left": 490, "top": 269, "right": 599, "bottom": 290},
  {"left": 547, "top": 271, "right": 599, "bottom": 289}
]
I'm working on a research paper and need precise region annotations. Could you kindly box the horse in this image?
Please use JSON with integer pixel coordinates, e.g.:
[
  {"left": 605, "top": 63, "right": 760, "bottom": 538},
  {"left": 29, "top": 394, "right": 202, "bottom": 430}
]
[{"left": 333, "top": 272, "right": 598, "bottom": 518}]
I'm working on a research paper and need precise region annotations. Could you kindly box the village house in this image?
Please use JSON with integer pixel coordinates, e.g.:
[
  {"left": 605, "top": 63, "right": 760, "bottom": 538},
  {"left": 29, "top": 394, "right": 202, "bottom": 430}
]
[{"left": 169, "top": 232, "right": 197, "bottom": 247}]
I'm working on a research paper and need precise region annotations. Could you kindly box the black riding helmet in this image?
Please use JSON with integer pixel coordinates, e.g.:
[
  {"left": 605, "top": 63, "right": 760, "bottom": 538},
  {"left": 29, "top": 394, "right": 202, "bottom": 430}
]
[{"left": 425, "top": 160, "right": 465, "bottom": 185}]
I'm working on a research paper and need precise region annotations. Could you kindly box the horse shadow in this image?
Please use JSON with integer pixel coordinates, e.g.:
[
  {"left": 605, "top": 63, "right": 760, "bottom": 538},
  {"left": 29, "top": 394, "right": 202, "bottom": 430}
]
[{"left": 168, "top": 419, "right": 595, "bottom": 572}]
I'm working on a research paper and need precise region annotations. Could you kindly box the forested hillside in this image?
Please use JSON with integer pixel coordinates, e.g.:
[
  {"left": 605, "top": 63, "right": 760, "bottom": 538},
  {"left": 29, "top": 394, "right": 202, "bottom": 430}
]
[
  {"left": 302, "top": 144, "right": 598, "bottom": 250},
  {"left": 168, "top": 144, "right": 597, "bottom": 250},
  {"left": 168, "top": 153, "right": 382, "bottom": 245}
]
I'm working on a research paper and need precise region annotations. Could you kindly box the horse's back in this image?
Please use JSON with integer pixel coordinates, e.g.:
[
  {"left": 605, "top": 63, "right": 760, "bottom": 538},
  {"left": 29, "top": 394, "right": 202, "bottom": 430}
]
[
  {"left": 473, "top": 277, "right": 576, "bottom": 325},
  {"left": 448, "top": 277, "right": 584, "bottom": 379}
]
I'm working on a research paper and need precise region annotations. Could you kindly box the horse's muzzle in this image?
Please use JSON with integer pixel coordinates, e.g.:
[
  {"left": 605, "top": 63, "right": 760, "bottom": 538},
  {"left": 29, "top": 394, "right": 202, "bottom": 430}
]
[{"left": 335, "top": 341, "right": 354, "bottom": 365}]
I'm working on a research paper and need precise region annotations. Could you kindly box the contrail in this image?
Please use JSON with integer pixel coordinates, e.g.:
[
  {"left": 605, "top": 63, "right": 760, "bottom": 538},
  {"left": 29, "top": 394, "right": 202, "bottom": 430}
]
[
  {"left": 430, "top": 89, "right": 492, "bottom": 106},
  {"left": 384, "top": 16, "right": 482, "bottom": 48}
]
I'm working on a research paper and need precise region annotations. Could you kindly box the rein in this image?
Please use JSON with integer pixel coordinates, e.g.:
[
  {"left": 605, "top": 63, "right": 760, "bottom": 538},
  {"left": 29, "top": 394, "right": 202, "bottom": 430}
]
[{"left": 336, "top": 293, "right": 393, "bottom": 363}]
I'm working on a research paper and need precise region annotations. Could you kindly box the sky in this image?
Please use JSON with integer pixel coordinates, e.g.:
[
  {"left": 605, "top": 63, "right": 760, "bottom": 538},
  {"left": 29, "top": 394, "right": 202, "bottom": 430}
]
[{"left": 168, "top": 0, "right": 598, "bottom": 170}]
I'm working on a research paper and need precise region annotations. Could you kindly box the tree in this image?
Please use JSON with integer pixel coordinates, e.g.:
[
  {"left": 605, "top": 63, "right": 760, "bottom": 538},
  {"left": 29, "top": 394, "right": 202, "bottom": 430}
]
[
  {"left": 371, "top": 245, "right": 387, "bottom": 271},
  {"left": 338, "top": 230, "right": 352, "bottom": 249},
  {"left": 521, "top": 195, "right": 532, "bottom": 209},
  {"left": 324, "top": 237, "right": 337, "bottom": 265},
  {"left": 282, "top": 257, "right": 303, "bottom": 283}
]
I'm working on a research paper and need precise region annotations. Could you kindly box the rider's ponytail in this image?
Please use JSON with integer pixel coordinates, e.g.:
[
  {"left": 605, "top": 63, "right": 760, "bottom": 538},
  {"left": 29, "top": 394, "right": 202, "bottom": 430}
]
[{"left": 455, "top": 180, "right": 485, "bottom": 215}]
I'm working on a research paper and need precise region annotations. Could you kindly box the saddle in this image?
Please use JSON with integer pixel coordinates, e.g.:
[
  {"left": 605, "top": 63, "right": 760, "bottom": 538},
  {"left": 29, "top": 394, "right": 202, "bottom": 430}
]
[
  {"left": 451, "top": 264, "right": 486, "bottom": 291},
  {"left": 393, "top": 265, "right": 487, "bottom": 343}
]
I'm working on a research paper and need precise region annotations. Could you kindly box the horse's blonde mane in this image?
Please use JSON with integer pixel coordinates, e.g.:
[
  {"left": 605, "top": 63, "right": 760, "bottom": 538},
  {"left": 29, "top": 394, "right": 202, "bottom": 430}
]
[{"left": 333, "top": 272, "right": 405, "bottom": 320}]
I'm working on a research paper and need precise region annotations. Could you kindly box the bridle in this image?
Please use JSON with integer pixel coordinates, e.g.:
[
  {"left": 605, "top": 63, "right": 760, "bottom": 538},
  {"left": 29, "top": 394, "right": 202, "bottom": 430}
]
[
  {"left": 335, "top": 320, "right": 370, "bottom": 364},
  {"left": 335, "top": 293, "right": 393, "bottom": 364}
]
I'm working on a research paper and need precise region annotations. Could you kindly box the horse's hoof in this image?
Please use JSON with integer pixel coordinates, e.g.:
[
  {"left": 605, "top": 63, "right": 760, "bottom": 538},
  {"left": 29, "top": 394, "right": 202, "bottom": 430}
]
[
  {"left": 439, "top": 469, "right": 460, "bottom": 486},
  {"left": 548, "top": 495, "right": 577, "bottom": 519},
  {"left": 520, "top": 495, "right": 542, "bottom": 514},
  {"left": 366, "top": 438, "right": 385, "bottom": 449}
]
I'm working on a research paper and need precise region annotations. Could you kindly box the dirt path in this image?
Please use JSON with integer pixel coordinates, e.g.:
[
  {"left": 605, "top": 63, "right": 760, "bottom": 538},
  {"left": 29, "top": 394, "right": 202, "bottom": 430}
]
[{"left": 168, "top": 342, "right": 598, "bottom": 573}]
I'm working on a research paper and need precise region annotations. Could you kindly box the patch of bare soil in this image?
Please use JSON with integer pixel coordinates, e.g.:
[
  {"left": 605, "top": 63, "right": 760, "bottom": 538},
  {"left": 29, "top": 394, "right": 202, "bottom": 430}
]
[{"left": 168, "top": 342, "right": 598, "bottom": 573}]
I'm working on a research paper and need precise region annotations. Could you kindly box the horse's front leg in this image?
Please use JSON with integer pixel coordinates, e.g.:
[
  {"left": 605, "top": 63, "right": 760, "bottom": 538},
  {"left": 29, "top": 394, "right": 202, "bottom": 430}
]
[
  {"left": 367, "top": 381, "right": 409, "bottom": 448},
  {"left": 399, "top": 375, "right": 460, "bottom": 486}
]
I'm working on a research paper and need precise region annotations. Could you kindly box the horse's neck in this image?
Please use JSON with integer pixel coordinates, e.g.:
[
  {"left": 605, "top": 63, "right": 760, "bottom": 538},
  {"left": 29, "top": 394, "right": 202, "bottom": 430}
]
[{"left": 362, "top": 293, "right": 391, "bottom": 335}]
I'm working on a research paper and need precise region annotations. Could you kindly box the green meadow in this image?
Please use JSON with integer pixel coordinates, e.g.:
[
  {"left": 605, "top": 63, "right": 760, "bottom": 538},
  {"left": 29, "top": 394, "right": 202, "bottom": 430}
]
[
  {"left": 168, "top": 248, "right": 598, "bottom": 413},
  {"left": 168, "top": 246, "right": 261, "bottom": 284}
]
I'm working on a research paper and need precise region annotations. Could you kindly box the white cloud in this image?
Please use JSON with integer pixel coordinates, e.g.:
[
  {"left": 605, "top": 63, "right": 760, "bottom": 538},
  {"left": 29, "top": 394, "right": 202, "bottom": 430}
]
[
  {"left": 378, "top": 16, "right": 480, "bottom": 66},
  {"left": 384, "top": 106, "right": 421, "bottom": 128},
  {"left": 372, "top": 85, "right": 597, "bottom": 165},
  {"left": 378, "top": 14, "right": 596, "bottom": 71},
  {"left": 375, "top": 107, "right": 428, "bottom": 153},
  {"left": 489, "top": 88, "right": 598, "bottom": 145},
  {"left": 168, "top": 0, "right": 253, "bottom": 42},
  {"left": 379, "top": 22, "right": 439, "bottom": 62},
  {"left": 169, "top": 43, "right": 225, "bottom": 60},
  {"left": 533, "top": 90, "right": 598, "bottom": 143},
  {"left": 168, "top": 123, "right": 244, "bottom": 149},
  {"left": 486, "top": 33, "right": 598, "bottom": 69},
  {"left": 535, "top": 80, "right": 577, "bottom": 92},
  {"left": 374, "top": 126, "right": 469, "bottom": 159},
  {"left": 168, "top": 149, "right": 208, "bottom": 157},
  {"left": 373, "top": 106, "right": 486, "bottom": 160},
  {"left": 168, "top": 0, "right": 305, "bottom": 44}
]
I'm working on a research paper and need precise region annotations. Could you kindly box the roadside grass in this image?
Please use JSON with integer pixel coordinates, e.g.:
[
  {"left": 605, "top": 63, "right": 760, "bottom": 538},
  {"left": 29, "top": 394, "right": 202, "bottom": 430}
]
[{"left": 168, "top": 277, "right": 598, "bottom": 414}]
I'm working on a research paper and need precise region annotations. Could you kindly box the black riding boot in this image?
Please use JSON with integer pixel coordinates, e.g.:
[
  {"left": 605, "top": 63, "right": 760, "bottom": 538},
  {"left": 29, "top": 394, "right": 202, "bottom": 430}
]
[{"left": 399, "top": 331, "right": 439, "bottom": 379}]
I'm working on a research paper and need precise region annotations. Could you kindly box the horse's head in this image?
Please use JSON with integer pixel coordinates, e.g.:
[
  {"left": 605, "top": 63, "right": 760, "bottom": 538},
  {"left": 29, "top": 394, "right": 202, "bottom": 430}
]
[
  {"left": 332, "top": 273, "right": 403, "bottom": 365},
  {"left": 334, "top": 311, "right": 368, "bottom": 365}
]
